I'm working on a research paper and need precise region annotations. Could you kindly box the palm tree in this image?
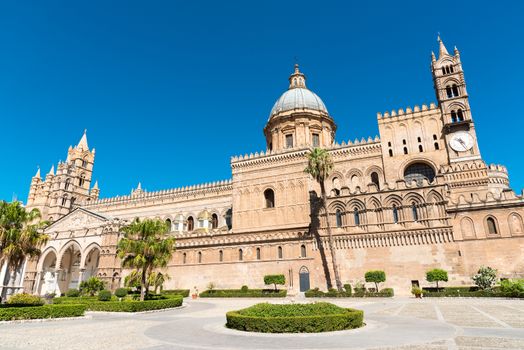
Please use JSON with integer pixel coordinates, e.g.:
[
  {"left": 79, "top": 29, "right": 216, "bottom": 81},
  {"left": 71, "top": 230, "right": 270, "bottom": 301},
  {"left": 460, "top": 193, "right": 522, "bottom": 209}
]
[
  {"left": 148, "top": 271, "right": 170, "bottom": 294},
  {"left": 304, "top": 148, "right": 343, "bottom": 292},
  {"left": 117, "top": 218, "right": 176, "bottom": 301},
  {"left": 0, "top": 201, "right": 48, "bottom": 296}
]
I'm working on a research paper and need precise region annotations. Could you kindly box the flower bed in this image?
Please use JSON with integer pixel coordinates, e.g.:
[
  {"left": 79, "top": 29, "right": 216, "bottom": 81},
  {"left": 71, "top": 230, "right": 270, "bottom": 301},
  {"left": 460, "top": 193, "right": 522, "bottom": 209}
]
[
  {"left": 0, "top": 304, "right": 86, "bottom": 321},
  {"left": 53, "top": 296, "right": 183, "bottom": 312},
  {"left": 226, "top": 302, "right": 363, "bottom": 333},
  {"left": 199, "top": 289, "right": 287, "bottom": 298}
]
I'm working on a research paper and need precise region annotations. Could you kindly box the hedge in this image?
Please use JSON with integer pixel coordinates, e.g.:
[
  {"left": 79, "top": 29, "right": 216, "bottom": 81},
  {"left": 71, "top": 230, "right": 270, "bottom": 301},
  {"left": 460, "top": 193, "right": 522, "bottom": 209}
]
[
  {"left": 226, "top": 302, "right": 363, "bottom": 333},
  {"left": 161, "top": 289, "right": 190, "bottom": 297},
  {"left": 85, "top": 297, "right": 183, "bottom": 312},
  {"left": 199, "top": 289, "right": 287, "bottom": 298},
  {"left": 422, "top": 287, "right": 524, "bottom": 298},
  {"left": 0, "top": 304, "right": 86, "bottom": 321},
  {"left": 305, "top": 287, "right": 394, "bottom": 298}
]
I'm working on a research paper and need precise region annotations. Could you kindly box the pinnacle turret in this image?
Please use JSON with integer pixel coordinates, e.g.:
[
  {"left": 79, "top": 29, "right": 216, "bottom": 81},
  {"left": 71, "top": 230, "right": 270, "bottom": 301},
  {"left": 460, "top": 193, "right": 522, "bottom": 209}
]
[
  {"left": 437, "top": 35, "right": 449, "bottom": 58},
  {"left": 288, "top": 64, "right": 307, "bottom": 89},
  {"left": 77, "top": 129, "right": 89, "bottom": 151}
]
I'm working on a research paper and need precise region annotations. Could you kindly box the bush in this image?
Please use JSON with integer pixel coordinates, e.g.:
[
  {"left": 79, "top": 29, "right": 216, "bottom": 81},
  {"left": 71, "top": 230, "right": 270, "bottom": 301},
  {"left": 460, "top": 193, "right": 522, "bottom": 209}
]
[
  {"left": 472, "top": 266, "right": 498, "bottom": 290},
  {"left": 200, "top": 289, "right": 287, "bottom": 298},
  {"left": 79, "top": 277, "right": 105, "bottom": 296},
  {"left": 5, "top": 293, "right": 44, "bottom": 307},
  {"left": 86, "top": 297, "right": 183, "bottom": 312},
  {"left": 226, "top": 302, "right": 364, "bottom": 333},
  {"left": 161, "top": 289, "right": 190, "bottom": 297},
  {"left": 264, "top": 274, "right": 285, "bottom": 291},
  {"left": 66, "top": 289, "right": 81, "bottom": 298},
  {"left": 241, "top": 285, "right": 249, "bottom": 292},
  {"left": 365, "top": 270, "right": 386, "bottom": 291},
  {"left": 422, "top": 286, "right": 524, "bottom": 298},
  {"left": 426, "top": 269, "right": 448, "bottom": 289},
  {"left": 500, "top": 279, "right": 524, "bottom": 297},
  {"left": 0, "top": 304, "right": 86, "bottom": 321},
  {"left": 115, "top": 288, "right": 129, "bottom": 298},
  {"left": 52, "top": 296, "right": 98, "bottom": 304},
  {"left": 304, "top": 287, "right": 393, "bottom": 298},
  {"left": 98, "top": 290, "right": 112, "bottom": 301},
  {"left": 343, "top": 284, "right": 352, "bottom": 296}
]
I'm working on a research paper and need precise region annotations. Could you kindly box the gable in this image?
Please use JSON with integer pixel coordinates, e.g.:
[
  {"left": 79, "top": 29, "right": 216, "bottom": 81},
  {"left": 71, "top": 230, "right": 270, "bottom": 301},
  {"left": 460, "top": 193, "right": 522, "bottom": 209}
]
[{"left": 45, "top": 208, "right": 110, "bottom": 233}]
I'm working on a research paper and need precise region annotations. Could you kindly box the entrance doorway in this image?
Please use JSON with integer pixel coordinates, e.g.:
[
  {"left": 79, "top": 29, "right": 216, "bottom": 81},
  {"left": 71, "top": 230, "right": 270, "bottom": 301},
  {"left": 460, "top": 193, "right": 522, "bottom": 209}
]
[{"left": 299, "top": 266, "right": 310, "bottom": 292}]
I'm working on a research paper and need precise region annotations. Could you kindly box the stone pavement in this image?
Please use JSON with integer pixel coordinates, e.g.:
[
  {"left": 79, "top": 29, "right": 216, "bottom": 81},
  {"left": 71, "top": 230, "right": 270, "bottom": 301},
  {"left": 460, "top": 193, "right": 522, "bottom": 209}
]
[{"left": 0, "top": 297, "right": 523, "bottom": 350}]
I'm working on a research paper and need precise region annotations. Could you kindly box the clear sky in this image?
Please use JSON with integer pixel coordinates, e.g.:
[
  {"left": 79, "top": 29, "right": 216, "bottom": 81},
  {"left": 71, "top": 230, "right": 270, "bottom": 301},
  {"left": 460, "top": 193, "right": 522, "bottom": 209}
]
[{"left": 1, "top": 1, "right": 523, "bottom": 202}]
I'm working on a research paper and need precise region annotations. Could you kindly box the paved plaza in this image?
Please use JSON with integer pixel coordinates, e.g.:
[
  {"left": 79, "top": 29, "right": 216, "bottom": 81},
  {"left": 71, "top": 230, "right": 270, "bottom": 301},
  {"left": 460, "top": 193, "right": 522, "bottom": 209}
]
[{"left": 1, "top": 297, "right": 523, "bottom": 350}]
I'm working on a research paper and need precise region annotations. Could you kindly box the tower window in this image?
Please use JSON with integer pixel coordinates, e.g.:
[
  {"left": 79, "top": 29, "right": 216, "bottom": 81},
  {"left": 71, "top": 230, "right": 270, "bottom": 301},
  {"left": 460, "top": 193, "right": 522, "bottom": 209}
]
[
  {"left": 452, "top": 84, "right": 459, "bottom": 97},
  {"left": 404, "top": 163, "right": 436, "bottom": 184},
  {"left": 371, "top": 172, "right": 380, "bottom": 190},
  {"left": 278, "top": 246, "right": 283, "bottom": 259},
  {"left": 82, "top": 159, "right": 88, "bottom": 167},
  {"left": 419, "top": 145, "right": 423, "bottom": 152},
  {"left": 392, "top": 205, "right": 399, "bottom": 224},
  {"left": 450, "top": 65, "right": 454, "bottom": 73},
  {"left": 387, "top": 141, "right": 391, "bottom": 147},
  {"left": 451, "top": 110, "right": 457, "bottom": 123},
  {"left": 434, "top": 142, "right": 440, "bottom": 150},
  {"left": 264, "top": 188, "right": 275, "bottom": 208},
  {"left": 417, "top": 137, "right": 421, "bottom": 143},
  {"left": 285, "top": 134, "right": 294, "bottom": 148},
  {"left": 412, "top": 203, "right": 419, "bottom": 221},
  {"left": 487, "top": 217, "right": 498, "bottom": 234},
  {"left": 219, "top": 250, "right": 223, "bottom": 262},
  {"left": 402, "top": 139, "right": 407, "bottom": 145},
  {"left": 312, "top": 133, "right": 320, "bottom": 147},
  {"left": 403, "top": 147, "right": 408, "bottom": 155},
  {"left": 61, "top": 195, "right": 68, "bottom": 206},
  {"left": 301, "top": 244, "right": 306, "bottom": 258},
  {"left": 441, "top": 67, "right": 446, "bottom": 75},
  {"left": 79, "top": 174, "right": 85, "bottom": 187},
  {"left": 187, "top": 216, "right": 194, "bottom": 231},
  {"left": 433, "top": 134, "right": 438, "bottom": 140},
  {"left": 336, "top": 209, "right": 343, "bottom": 228},
  {"left": 354, "top": 208, "right": 360, "bottom": 226},
  {"left": 457, "top": 109, "right": 464, "bottom": 121},
  {"left": 239, "top": 249, "right": 243, "bottom": 261},
  {"left": 388, "top": 149, "right": 393, "bottom": 157},
  {"left": 211, "top": 213, "right": 218, "bottom": 229},
  {"left": 446, "top": 86, "right": 453, "bottom": 98},
  {"left": 65, "top": 178, "right": 71, "bottom": 191}
]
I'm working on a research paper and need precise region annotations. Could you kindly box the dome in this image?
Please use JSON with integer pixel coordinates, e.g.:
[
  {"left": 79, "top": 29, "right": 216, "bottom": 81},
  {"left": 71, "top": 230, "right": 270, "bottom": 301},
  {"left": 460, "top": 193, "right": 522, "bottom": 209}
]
[
  {"left": 269, "top": 64, "right": 328, "bottom": 118},
  {"left": 270, "top": 88, "right": 328, "bottom": 117}
]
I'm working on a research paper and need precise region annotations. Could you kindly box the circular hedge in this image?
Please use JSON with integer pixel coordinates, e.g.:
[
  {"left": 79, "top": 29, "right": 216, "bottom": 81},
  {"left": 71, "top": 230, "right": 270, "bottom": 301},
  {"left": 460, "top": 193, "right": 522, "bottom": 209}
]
[{"left": 226, "top": 302, "right": 364, "bottom": 333}]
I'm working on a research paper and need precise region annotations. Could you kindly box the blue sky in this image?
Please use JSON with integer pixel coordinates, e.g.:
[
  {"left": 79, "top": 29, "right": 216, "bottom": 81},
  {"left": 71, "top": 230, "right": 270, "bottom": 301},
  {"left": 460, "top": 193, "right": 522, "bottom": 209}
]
[{"left": 1, "top": 1, "right": 523, "bottom": 202}]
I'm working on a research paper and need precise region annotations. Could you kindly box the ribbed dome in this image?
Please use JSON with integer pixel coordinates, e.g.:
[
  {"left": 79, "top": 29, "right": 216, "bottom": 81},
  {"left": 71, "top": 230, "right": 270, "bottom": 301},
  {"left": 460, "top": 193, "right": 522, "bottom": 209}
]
[{"left": 270, "top": 88, "right": 328, "bottom": 117}]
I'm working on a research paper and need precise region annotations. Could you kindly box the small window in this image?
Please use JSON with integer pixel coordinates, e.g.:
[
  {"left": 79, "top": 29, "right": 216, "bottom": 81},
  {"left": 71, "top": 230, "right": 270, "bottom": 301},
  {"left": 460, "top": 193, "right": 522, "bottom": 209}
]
[
  {"left": 219, "top": 250, "right": 223, "bottom": 262},
  {"left": 449, "top": 65, "right": 454, "bottom": 73},
  {"left": 419, "top": 145, "right": 423, "bottom": 152},
  {"left": 278, "top": 246, "right": 283, "bottom": 259},
  {"left": 441, "top": 67, "right": 446, "bottom": 75},
  {"left": 165, "top": 219, "right": 172, "bottom": 232},
  {"left": 65, "top": 178, "right": 71, "bottom": 191},
  {"left": 403, "top": 147, "right": 408, "bottom": 155},
  {"left": 211, "top": 213, "right": 218, "bottom": 229},
  {"left": 433, "top": 134, "right": 438, "bottom": 141},
  {"left": 446, "top": 86, "right": 453, "bottom": 98},
  {"left": 225, "top": 208, "right": 232, "bottom": 230},
  {"left": 434, "top": 142, "right": 440, "bottom": 150},
  {"left": 187, "top": 216, "right": 194, "bottom": 231},
  {"left": 371, "top": 172, "right": 380, "bottom": 190},
  {"left": 402, "top": 139, "right": 407, "bottom": 145},
  {"left": 256, "top": 247, "right": 261, "bottom": 260},
  {"left": 269, "top": 142, "right": 273, "bottom": 151},
  {"left": 412, "top": 203, "right": 418, "bottom": 221},
  {"left": 239, "top": 249, "right": 243, "bottom": 261},
  {"left": 451, "top": 110, "right": 457, "bottom": 123},
  {"left": 387, "top": 141, "right": 391, "bottom": 147},
  {"left": 388, "top": 149, "right": 393, "bottom": 157},
  {"left": 301, "top": 244, "right": 306, "bottom": 258},
  {"left": 198, "top": 251, "right": 202, "bottom": 263},
  {"left": 264, "top": 188, "right": 275, "bottom": 208},
  {"left": 183, "top": 253, "right": 187, "bottom": 264},
  {"left": 334, "top": 188, "right": 340, "bottom": 196},
  {"left": 79, "top": 174, "right": 85, "bottom": 187},
  {"left": 336, "top": 209, "right": 343, "bottom": 227},
  {"left": 487, "top": 217, "right": 498, "bottom": 234},
  {"left": 354, "top": 208, "right": 360, "bottom": 226},
  {"left": 312, "top": 133, "right": 320, "bottom": 147},
  {"left": 61, "top": 196, "right": 68, "bottom": 206},
  {"left": 392, "top": 205, "right": 399, "bottom": 224},
  {"left": 285, "top": 134, "right": 293, "bottom": 148},
  {"left": 452, "top": 84, "right": 459, "bottom": 97},
  {"left": 457, "top": 109, "right": 464, "bottom": 121},
  {"left": 417, "top": 137, "right": 421, "bottom": 143},
  {"left": 82, "top": 159, "right": 88, "bottom": 167}
]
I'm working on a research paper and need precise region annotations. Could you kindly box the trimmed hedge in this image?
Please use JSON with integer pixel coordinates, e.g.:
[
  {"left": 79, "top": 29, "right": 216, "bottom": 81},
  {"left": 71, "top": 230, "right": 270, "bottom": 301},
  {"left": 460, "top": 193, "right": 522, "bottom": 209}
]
[
  {"left": 0, "top": 304, "right": 86, "bottom": 321},
  {"left": 422, "top": 287, "right": 524, "bottom": 298},
  {"left": 53, "top": 296, "right": 100, "bottom": 304},
  {"left": 226, "top": 302, "right": 363, "bottom": 333},
  {"left": 161, "top": 289, "right": 190, "bottom": 297},
  {"left": 199, "top": 289, "right": 287, "bottom": 298},
  {"left": 4, "top": 293, "right": 44, "bottom": 307},
  {"left": 85, "top": 297, "right": 183, "bottom": 312},
  {"left": 305, "top": 287, "right": 394, "bottom": 298}
]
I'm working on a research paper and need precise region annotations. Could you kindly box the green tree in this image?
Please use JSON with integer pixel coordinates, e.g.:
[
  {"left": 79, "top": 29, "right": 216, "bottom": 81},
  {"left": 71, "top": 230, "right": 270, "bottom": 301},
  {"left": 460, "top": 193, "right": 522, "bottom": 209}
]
[
  {"left": 79, "top": 276, "right": 105, "bottom": 296},
  {"left": 264, "top": 274, "right": 285, "bottom": 291},
  {"left": 117, "top": 218, "right": 176, "bottom": 301},
  {"left": 0, "top": 201, "right": 48, "bottom": 295},
  {"left": 304, "top": 148, "right": 343, "bottom": 292},
  {"left": 472, "top": 266, "right": 497, "bottom": 290},
  {"left": 426, "top": 268, "right": 448, "bottom": 289},
  {"left": 365, "top": 270, "right": 386, "bottom": 292},
  {"left": 148, "top": 271, "right": 170, "bottom": 294}
]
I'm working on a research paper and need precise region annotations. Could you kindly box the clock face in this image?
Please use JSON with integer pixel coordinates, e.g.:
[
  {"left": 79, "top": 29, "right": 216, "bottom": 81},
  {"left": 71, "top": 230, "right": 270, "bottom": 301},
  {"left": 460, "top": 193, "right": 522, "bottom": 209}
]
[{"left": 449, "top": 131, "right": 474, "bottom": 152}]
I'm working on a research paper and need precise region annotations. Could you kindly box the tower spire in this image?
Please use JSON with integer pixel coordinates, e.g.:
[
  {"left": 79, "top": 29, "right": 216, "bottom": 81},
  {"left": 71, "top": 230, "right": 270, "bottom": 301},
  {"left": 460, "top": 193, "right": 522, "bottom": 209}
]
[
  {"left": 288, "top": 64, "right": 307, "bottom": 89},
  {"left": 47, "top": 165, "right": 55, "bottom": 176},
  {"left": 77, "top": 129, "right": 89, "bottom": 150},
  {"left": 437, "top": 35, "right": 449, "bottom": 58},
  {"left": 34, "top": 167, "right": 41, "bottom": 179}
]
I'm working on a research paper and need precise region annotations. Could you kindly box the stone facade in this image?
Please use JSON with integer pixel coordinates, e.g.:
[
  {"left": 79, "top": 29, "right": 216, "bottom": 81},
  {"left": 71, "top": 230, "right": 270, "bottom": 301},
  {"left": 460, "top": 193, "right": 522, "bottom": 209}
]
[{"left": 17, "top": 38, "right": 524, "bottom": 296}]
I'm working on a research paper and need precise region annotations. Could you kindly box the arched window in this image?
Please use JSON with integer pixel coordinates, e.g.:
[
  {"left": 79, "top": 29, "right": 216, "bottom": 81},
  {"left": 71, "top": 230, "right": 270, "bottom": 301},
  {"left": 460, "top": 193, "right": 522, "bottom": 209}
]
[
  {"left": 452, "top": 84, "right": 459, "bottom": 97},
  {"left": 183, "top": 253, "right": 187, "bottom": 264},
  {"left": 238, "top": 249, "right": 243, "bottom": 261},
  {"left": 371, "top": 172, "right": 380, "bottom": 190},
  {"left": 61, "top": 195, "right": 68, "bottom": 206},
  {"left": 404, "top": 163, "right": 436, "bottom": 185},
  {"left": 78, "top": 174, "right": 85, "bottom": 187},
  {"left": 451, "top": 110, "right": 457, "bottom": 123},
  {"left": 441, "top": 67, "right": 446, "bottom": 75},
  {"left": 187, "top": 216, "right": 194, "bottom": 231},
  {"left": 198, "top": 251, "right": 202, "bottom": 263},
  {"left": 412, "top": 203, "right": 419, "bottom": 221},
  {"left": 336, "top": 209, "right": 343, "bottom": 228},
  {"left": 392, "top": 205, "right": 399, "bottom": 224},
  {"left": 264, "top": 189, "right": 275, "bottom": 208},
  {"left": 211, "top": 213, "right": 218, "bottom": 229},
  {"left": 457, "top": 109, "right": 464, "bottom": 121},
  {"left": 487, "top": 217, "right": 498, "bottom": 234},
  {"left": 354, "top": 208, "right": 360, "bottom": 226},
  {"left": 388, "top": 149, "right": 393, "bottom": 157},
  {"left": 449, "top": 65, "right": 454, "bottom": 73},
  {"left": 278, "top": 246, "right": 283, "bottom": 259},
  {"left": 446, "top": 85, "right": 453, "bottom": 98},
  {"left": 82, "top": 159, "right": 88, "bottom": 167},
  {"left": 165, "top": 219, "right": 172, "bottom": 232},
  {"left": 434, "top": 142, "right": 440, "bottom": 150},
  {"left": 418, "top": 145, "right": 423, "bottom": 152},
  {"left": 219, "top": 250, "right": 223, "bottom": 262},
  {"left": 65, "top": 178, "right": 71, "bottom": 191},
  {"left": 417, "top": 137, "right": 421, "bottom": 143},
  {"left": 301, "top": 244, "right": 306, "bottom": 258},
  {"left": 403, "top": 147, "right": 408, "bottom": 155},
  {"left": 256, "top": 247, "right": 261, "bottom": 260},
  {"left": 225, "top": 208, "right": 233, "bottom": 230}
]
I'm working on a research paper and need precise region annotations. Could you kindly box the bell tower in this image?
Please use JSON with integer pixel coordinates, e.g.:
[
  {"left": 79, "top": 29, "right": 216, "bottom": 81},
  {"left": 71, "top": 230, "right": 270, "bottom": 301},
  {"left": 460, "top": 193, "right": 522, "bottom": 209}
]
[{"left": 431, "top": 36, "right": 481, "bottom": 163}]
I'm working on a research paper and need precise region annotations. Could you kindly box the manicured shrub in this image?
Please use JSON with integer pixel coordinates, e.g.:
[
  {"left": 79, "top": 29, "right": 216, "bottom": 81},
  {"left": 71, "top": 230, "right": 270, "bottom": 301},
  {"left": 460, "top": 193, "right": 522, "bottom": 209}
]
[
  {"left": 161, "top": 289, "right": 190, "bottom": 297},
  {"left": 115, "top": 288, "right": 129, "bottom": 298},
  {"left": 264, "top": 274, "right": 285, "bottom": 291},
  {"left": 66, "top": 289, "right": 80, "bottom": 297},
  {"left": 98, "top": 290, "right": 112, "bottom": 301},
  {"left": 6, "top": 293, "right": 44, "bottom": 307},
  {"left": 52, "top": 296, "right": 98, "bottom": 304},
  {"left": 426, "top": 269, "right": 448, "bottom": 289},
  {"left": 199, "top": 289, "right": 287, "bottom": 298},
  {"left": 365, "top": 270, "right": 386, "bottom": 292},
  {"left": 226, "top": 302, "right": 364, "bottom": 333},
  {"left": 86, "top": 296, "right": 183, "bottom": 312},
  {"left": 421, "top": 286, "right": 524, "bottom": 298},
  {"left": 500, "top": 279, "right": 524, "bottom": 297},
  {"left": 472, "top": 266, "right": 498, "bottom": 290},
  {"left": 0, "top": 304, "right": 86, "bottom": 321},
  {"left": 304, "top": 287, "right": 393, "bottom": 298},
  {"left": 241, "top": 285, "right": 249, "bottom": 292},
  {"left": 343, "top": 284, "right": 352, "bottom": 296},
  {"left": 79, "top": 277, "right": 105, "bottom": 296}
]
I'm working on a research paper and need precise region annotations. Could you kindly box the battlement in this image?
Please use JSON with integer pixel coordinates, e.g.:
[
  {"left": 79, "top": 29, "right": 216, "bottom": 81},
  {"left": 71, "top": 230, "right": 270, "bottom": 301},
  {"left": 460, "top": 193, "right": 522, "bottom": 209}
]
[
  {"left": 377, "top": 102, "right": 438, "bottom": 121},
  {"left": 439, "top": 161, "right": 508, "bottom": 175},
  {"left": 82, "top": 179, "right": 232, "bottom": 207}
]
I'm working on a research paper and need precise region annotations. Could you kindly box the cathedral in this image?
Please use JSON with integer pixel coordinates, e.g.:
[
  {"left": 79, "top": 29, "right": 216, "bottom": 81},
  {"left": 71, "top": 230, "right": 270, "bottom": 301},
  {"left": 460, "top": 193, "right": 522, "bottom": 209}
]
[{"left": 7, "top": 38, "right": 524, "bottom": 296}]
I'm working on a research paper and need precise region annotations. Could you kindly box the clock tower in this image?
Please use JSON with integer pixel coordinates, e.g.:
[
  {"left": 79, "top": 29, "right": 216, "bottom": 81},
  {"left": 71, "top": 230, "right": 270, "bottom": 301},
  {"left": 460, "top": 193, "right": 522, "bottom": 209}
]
[{"left": 431, "top": 36, "right": 481, "bottom": 163}]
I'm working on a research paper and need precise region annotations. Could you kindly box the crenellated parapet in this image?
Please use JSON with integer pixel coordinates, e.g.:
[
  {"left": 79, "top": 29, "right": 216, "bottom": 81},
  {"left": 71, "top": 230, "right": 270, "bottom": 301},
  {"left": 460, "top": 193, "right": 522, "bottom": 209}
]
[{"left": 377, "top": 102, "right": 439, "bottom": 123}]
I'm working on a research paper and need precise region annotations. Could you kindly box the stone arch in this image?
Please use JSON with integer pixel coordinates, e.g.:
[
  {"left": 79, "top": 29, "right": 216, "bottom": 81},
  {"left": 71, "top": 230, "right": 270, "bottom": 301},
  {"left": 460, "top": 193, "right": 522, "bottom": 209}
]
[
  {"left": 384, "top": 194, "right": 402, "bottom": 208},
  {"left": 58, "top": 240, "right": 82, "bottom": 268},
  {"left": 460, "top": 216, "right": 476, "bottom": 239},
  {"left": 508, "top": 212, "right": 523, "bottom": 235},
  {"left": 57, "top": 240, "right": 83, "bottom": 292},
  {"left": 484, "top": 215, "right": 500, "bottom": 235},
  {"left": 37, "top": 248, "right": 59, "bottom": 295},
  {"left": 398, "top": 158, "right": 438, "bottom": 184},
  {"left": 403, "top": 192, "right": 425, "bottom": 206}
]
